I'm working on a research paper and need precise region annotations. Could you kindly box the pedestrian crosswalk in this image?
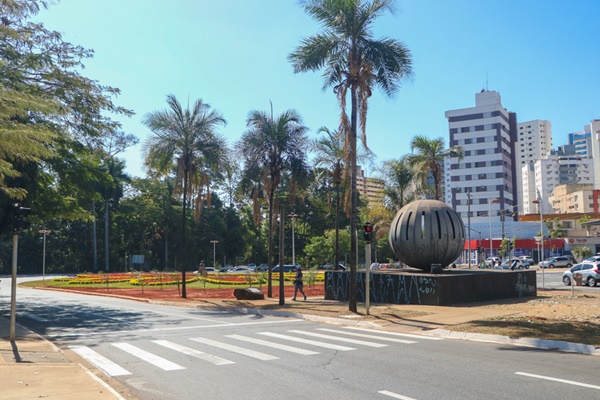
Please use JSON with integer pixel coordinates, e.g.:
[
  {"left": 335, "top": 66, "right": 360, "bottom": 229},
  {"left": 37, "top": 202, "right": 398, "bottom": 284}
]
[{"left": 69, "top": 327, "right": 442, "bottom": 378}]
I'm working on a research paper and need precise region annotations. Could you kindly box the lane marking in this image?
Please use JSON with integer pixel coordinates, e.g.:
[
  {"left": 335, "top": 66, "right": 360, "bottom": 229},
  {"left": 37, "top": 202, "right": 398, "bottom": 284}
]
[
  {"left": 288, "top": 329, "right": 388, "bottom": 348},
  {"left": 343, "top": 327, "right": 444, "bottom": 340},
  {"left": 258, "top": 332, "right": 355, "bottom": 351},
  {"left": 189, "top": 337, "right": 279, "bottom": 361},
  {"left": 226, "top": 334, "right": 319, "bottom": 355},
  {"left": 515, "top": 372, "right": 600, "bottom": 390},
  {"left": 152, "top": 340, "right": 235, "bottom": 365},
  {"left": 378, "top": 390, "right": 418, "bottom": 399},
  {"left": 69, "top": 345, "right": 131, "bottom": 376},
  {"left": 318, "top": 328, "right": 417, "bottom": 344},
  {"left": 111, "top": 343, "right": 185, "bottom": 371}
]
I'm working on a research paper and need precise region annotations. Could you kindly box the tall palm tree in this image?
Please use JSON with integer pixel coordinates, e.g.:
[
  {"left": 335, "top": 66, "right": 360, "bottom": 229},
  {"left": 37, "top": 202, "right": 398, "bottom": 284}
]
[
  {"left": 236, "top": 108, "right": 309, "bottom": 301},
  {"left": 310, "top": 127, "right": 345, "bottom": 270},
  {"left": 143, "top": 94, "right": 227, "bottom": 298},
  {"left": 289, "top": 0, "right": 413, "bottom": 312},
  {"left": 405, "top": 135, "right": 463, "bottom": 201}
]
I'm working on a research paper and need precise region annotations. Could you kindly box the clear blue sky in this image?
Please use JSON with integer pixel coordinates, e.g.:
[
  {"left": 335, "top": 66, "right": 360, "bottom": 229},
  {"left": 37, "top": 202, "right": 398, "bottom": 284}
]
[{"left": 36, "top": 0, "right": 600, "bottom": 178}]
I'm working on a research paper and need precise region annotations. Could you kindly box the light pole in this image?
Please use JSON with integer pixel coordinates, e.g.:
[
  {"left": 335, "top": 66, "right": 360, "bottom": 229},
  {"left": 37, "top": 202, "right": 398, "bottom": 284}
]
[
  {"left": 491, "top": 198, "right": 501, "bottom": 258},
  {"left": 210, "top": 240, "right": 218, "bottom": 268},
  {"left": 467, "top": 190, "right": 471, "bottom": 268},
  {"left": 532, "top": 195, "right": 544, "bottom": 288},
  {"left": 39, "top": 229, "right": 51, "bottom": 283},
  {"left": 287, "top": 212, "right": 298, "bottom": 265}
]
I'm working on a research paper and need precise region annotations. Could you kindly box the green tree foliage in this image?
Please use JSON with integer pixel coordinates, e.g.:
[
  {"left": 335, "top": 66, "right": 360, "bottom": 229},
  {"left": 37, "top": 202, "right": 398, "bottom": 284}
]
[
  {"left": 377, "top": 156, "right": 414, "bottom": 210},
  {"left": 0, "top": 0, "right": 134, "bottom": 236},
  {"left": 572, "top": 246, "right": 592, "bottom": 262},
  {"left": 290, "top": 0, "right": 413, "bottom": 312}
]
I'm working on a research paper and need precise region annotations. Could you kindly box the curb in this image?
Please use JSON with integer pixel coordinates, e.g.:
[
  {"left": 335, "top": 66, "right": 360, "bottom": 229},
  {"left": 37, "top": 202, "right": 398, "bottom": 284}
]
[
  {"left": 201, "top": 304, "right": 600, "bottom": 357},
  {"left": 426, "top": 329, "right": 600, "bottom": 356}
]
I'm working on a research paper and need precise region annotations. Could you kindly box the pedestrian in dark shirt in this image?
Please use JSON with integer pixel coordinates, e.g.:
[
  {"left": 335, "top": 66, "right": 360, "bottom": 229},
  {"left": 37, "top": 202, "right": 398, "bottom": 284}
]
[{"left": 292, "top": 266, "right": 306, "bottom": 301}]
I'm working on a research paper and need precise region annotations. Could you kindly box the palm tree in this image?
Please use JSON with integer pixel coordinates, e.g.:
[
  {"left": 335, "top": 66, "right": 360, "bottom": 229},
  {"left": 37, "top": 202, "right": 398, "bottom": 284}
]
[
  {"left": 143, "top": 94, "right": 227, "bottom": 298},
  {"left": 405, "top": 135, "right": 463, "bottom": 201},
  {"left": 289, "top": 0, "right": 413, "bottom": 312},
  {"left": 236, "top": 108, "right": 309, "bottom": 302},
  {"left": 378, "top": 156, "right": 414, "bottom": 210},
  {"left": 310, "top": 127, "right": 346, "bottom": 270}
]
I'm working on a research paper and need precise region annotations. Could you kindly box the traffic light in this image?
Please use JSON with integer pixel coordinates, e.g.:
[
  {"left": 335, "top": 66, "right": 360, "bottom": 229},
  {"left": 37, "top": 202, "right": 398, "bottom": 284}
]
[
  {"left": 13, "top": 203, "right": 31, "bottom": 233},
  {"left": 508, "top": 242, "right": 514, "bottom": 252},
  {"left": 363, "top": 222, "right": 373, "bottom": 243}
]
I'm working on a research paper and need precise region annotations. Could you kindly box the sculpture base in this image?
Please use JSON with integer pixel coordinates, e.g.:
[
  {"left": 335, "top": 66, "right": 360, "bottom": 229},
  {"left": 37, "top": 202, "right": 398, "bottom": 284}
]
[{"left": 324, "top": 269, "right": 536, "bottom": 306}]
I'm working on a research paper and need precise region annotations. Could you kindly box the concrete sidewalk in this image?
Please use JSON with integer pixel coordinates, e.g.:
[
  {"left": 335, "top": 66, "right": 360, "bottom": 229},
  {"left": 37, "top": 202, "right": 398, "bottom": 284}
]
[{"left": 0, "top": 317, "right": 134, "bottom": 400}]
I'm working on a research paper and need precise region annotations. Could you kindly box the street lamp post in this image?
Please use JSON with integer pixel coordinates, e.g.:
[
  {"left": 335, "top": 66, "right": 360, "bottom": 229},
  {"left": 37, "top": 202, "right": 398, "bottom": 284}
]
[
  {"left": 491, "top": 198, "right": 501, "bottom": 258},
  {"left": 39, "top": 229, "right": 51, "bottom": 283},
  {"left": 532, "top": 195, "right": 544, "bottom": 288},
  {"left": 210, "top": 240, "right": 218, "bottom": 268},
  {"left": 287, "top": 212, "right": 298, "bottom": 265}
]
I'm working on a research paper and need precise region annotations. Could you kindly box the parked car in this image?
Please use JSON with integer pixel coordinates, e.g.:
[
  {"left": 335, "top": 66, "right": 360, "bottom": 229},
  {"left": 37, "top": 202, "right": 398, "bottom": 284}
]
[
  {"left": 228, "top": 266, "right": 252, "bottom": 273},
  {"left": 539, "top": 256, "right": 572, "bottom": 269},
  {"left": 255, "top": 264, "right": 269, "bottom": 272},
  {"left": 585, "top": 255, "right": 600, "bottom": 263},
  {"left": 519, "top": 256, "right": 534, "bottom": 264},
  {"left": 485, "top": 257, "right": 501, "bottom": 267},
  {"left": 220, "top": 265, "right": 234, "bottom": 272},
  {"left": 562, "top": 262, "right": 600, "bottom": 286},
  {"left": 493, "top": 259, "right": 529, "bottom": 270},
  {"left": 272, "top": 264, "right": 299, "bottom": 273},
  {"left": 193, "top": 267, "right": 216, "bottom": 274}
]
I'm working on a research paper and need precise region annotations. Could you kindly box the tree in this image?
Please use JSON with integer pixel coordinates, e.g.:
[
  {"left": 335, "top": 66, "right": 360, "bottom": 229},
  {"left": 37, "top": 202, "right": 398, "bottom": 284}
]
[
  {"left": 0, "top": 0, "right": 133, "bottom": 236},
  {"left": 236, "top": 108, "right": 309, "bottom": 301},
  {"left": 572, "top": 246, "right": 592, "bottom": 262},
  {"left": 378, "top": 156, "right": 414, "bottom": 210},
  {"left": 143, "top": 95, "right": 227, "bottom": 298},
  {"left": 405, "top": 135, "right": 463, "bottom": 200},
  {"left": 290, "top": 0, "right": 413, "bottom": 311},
  {"left": 310, "top": 127, "right": 346, "bottom": 273}
]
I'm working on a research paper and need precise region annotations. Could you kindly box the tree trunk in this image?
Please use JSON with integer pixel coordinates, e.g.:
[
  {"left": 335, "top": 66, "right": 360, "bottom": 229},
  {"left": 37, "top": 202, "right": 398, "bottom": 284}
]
[
  {"left": 279, "top": 203, "right": 285, "bottom": 305},
  {"left": 181, "top": 170, "right": 188, "bottom": 298},
  {"left": 349, "top": 83, "right": 358, "bottom": 313},
  {"left": 267, "top": 188, "right": 274, "bottom": 298}
]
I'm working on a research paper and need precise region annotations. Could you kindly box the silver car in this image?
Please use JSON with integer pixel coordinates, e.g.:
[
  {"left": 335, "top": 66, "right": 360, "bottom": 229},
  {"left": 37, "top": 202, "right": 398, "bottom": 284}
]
[
  {"left": 562, "top": 262, "right": 600, "bottom": 286},
  {"left": 539, "top": 256, "right": 572, "bottom": 269}
]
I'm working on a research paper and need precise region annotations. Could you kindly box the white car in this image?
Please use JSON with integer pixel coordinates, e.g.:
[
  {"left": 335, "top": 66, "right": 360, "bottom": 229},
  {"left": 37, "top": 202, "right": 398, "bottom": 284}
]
[{"left": 519, "top": 256, "right": 534, "bottom": 264}]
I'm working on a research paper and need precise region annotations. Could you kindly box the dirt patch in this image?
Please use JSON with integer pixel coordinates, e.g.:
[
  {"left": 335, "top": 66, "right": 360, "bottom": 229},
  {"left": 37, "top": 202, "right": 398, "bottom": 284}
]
[{"left": 450, "top": 291, "right": 600, "bottom": 345}]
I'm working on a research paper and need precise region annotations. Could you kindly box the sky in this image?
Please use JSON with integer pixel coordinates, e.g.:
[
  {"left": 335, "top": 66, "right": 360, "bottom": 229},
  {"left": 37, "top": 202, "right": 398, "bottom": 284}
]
[{"left": 36, "top": 0, "right": 600, "bottom": 179}]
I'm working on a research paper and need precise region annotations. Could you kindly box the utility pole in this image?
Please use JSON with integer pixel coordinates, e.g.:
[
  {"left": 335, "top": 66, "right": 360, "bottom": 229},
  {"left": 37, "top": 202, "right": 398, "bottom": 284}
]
[{"left": 467, "top": 191, "right": 471, "bottom": 268}]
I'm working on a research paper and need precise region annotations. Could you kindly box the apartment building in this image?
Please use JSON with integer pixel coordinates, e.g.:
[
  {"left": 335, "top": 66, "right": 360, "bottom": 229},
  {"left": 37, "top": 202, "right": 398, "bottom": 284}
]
[
  {"left": 356, "top": 166, "right": 384, "bottom": 207},
  {"left": 516, "top": 120, "right": 552, "bottom": 213},
  {"left": 549, "top": 184, "right": 595, "bottom": 214},
  {"left": 445, "top": 90, "right": 517, "bottom": 224}
]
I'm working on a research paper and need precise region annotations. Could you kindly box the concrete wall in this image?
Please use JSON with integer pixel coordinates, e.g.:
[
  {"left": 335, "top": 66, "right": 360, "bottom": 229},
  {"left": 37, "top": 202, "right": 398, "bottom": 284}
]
[{"left": 324, "top": 270, "right": 537, "bottom": 306}]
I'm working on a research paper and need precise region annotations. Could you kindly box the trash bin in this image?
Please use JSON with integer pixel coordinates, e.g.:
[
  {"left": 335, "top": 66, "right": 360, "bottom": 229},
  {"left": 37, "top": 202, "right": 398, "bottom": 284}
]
[{"left": 573, "top": 273, "right": 583, "bottom": 286}]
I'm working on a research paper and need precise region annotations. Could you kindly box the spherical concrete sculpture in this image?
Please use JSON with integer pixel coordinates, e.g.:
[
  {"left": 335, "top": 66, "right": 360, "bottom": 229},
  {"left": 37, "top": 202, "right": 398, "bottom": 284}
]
[{"left": 389, "top": 200, "right": 465, "bottom": 270}]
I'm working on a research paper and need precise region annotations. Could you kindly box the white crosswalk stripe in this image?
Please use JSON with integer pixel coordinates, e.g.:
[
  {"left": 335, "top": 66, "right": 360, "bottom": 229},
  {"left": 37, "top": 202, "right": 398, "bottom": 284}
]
[
  {"left": 70, "top": 345, "right": 132, "bottom": 376},
  {"left": 288, "top": 329, "right": 388, "bottom": 347},
  {"left": 317, "top": 328, "right": 417, "bottom": 344},
  {"left": 152, "top": 340, "right": 235, "bottom": 365},
  {"left": 111, "top": 343, "right": 185, "bottom": 371},
  {"left": 258, "top": 331, "right": 356, "bottom": 351},
  {"left": 71, "top": 327, "right": 431, "bottom": 377},
  {"left": 189, "top": 337, "right": 279, "bottom": 360},
  {"left": 226, "top": 334, "right": 319, "bottom": 355}
]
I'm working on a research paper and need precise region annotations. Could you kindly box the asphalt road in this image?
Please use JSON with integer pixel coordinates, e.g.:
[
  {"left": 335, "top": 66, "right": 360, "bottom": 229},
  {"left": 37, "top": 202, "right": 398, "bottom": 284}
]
[{"left": 1, "top": 276, "right": 599, "bottom": 400}]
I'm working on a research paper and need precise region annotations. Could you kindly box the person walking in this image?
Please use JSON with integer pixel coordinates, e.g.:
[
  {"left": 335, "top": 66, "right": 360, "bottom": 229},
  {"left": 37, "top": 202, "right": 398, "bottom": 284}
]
[{"left": 292, "top": 266, "right": 306, "bottom": 301}]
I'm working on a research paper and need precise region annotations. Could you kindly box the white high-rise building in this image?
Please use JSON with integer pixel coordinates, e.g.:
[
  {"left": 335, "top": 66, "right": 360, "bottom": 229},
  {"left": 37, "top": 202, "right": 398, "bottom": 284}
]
[
  {"left": 516, "top": 120, "right": 552, "bottom": 214},
  {"left": 445, "top": 90, "right": 517, "bottom": 224},
  {"left": 589, "top": 120, "right": 600, "bottom": 190},
  {"left": 523, "top": 154, "right": 594, "bottom": 213}
]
